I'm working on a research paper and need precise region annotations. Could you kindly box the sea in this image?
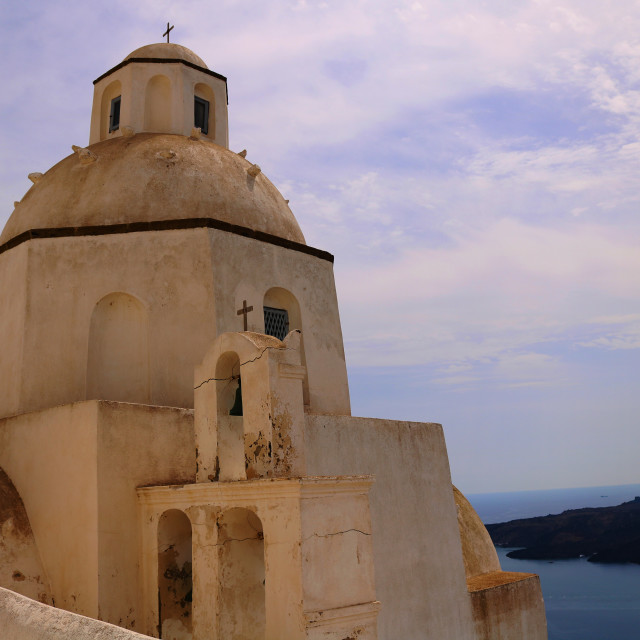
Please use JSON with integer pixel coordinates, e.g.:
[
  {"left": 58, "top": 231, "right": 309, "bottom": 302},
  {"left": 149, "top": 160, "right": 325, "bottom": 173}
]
[{"left": 467, "top": 484, "right": 640, "bottom": 640}]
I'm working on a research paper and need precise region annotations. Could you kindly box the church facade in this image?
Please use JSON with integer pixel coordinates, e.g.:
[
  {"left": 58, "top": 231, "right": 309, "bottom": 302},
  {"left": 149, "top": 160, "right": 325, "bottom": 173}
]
[{"left": 0, "top": 43, "right": 548, "bottom": 640}]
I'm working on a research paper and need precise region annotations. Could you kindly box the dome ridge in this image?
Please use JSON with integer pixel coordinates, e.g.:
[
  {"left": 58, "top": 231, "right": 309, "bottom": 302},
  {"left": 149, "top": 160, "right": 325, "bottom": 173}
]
[
  {"left": 1, "top": 134, "right": 304, "bottom": 246},
  {"left": 124, "top": 43, "right": 208, "bottom": 68}
]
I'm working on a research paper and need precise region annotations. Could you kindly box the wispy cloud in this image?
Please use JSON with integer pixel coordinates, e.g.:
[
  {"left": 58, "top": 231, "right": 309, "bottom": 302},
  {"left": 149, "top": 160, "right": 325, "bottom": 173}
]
[{"left": 2, "top": 0, "right": 640, "bottom": 491}]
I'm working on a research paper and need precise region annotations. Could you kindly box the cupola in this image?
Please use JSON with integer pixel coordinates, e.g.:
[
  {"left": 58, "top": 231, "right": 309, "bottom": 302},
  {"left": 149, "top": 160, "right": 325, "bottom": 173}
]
[{"left": 89, "top": 42, "right": 228, "bottom": 147}]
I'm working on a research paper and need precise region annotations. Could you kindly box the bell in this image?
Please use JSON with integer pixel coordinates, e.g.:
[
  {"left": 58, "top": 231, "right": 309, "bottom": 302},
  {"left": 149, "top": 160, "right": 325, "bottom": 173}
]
[{"left": 229, "top": 378, "right": 243, "bottom": 416}]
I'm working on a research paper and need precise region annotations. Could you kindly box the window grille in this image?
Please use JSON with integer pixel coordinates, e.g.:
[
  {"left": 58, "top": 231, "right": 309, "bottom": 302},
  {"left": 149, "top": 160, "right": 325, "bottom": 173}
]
[
  {"left": 194, "top": 96, "right": 209, "bottom": 135},
  {"left": 109, "top": 96, "right": 121, "bottom": 132},
  {"left": 264, "top": 307, "right": 289, "bottom": 341}
]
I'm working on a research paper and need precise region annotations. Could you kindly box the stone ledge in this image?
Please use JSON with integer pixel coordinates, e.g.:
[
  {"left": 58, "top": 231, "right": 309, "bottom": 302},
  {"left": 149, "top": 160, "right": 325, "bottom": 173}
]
[
  {"left": 0, "top": 586, "right": 152, "bottom": 640},
  {"left": 467, "top": 570, "right": 537, "bottom": 592}
]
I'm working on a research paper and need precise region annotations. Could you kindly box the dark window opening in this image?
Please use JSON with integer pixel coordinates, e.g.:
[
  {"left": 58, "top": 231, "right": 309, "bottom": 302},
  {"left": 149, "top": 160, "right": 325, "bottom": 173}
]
[
  {"left": 194, "top": 96, "right": 209, "bottom": 135},
  {"left": 264, "top": 307, "right": 289, "bottom": 341},
  {"left": 109, "top": 96, "right": 121, "bottom": 132}
]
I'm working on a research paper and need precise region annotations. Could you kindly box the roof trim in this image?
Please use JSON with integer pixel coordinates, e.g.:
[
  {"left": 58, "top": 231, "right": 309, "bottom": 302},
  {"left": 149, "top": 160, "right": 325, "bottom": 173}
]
[
  {"left": 93, "top": 58, "right": 227, "bottom": 85},
  {"left": 0, "top": 218, "right": 334, "bottom": 263}
]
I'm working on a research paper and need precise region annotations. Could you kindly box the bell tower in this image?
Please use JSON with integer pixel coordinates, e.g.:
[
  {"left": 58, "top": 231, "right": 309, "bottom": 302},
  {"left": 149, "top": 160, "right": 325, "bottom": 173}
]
[{"left": 89, "top": 43, "right": 229, "bottom": 147}]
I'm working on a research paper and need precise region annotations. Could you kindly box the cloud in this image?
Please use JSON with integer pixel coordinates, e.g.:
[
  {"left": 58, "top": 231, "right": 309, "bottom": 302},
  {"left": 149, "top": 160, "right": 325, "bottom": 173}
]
[{"left": 3, "top": 0, "right": 640, "bottom": 490}]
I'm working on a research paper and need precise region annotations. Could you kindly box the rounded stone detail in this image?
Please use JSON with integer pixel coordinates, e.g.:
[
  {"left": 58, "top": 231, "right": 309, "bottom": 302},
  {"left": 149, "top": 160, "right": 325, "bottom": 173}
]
[
  {"left": 124, "top": 43, "right": 208, "bottom": 68},
  {"left": 0, "top": 134, "right": 305, "bottom": 245}
]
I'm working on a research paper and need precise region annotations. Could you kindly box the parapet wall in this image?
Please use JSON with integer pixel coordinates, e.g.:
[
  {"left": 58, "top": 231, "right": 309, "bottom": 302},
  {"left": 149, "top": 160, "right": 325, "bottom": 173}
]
[
  {"left": 0, "top": 587, "right": 153, "bottom": 640},
  {"left": 467, "top": 572, "right": 547, "bottom": 640},
  {"left": 304, "top": 414, "right": 477, "bottom": 640}
]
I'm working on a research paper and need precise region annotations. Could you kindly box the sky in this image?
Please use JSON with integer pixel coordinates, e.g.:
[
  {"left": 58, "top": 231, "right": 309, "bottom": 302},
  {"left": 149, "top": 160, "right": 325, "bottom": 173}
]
[{"left": 1, "top": 0, "right": 639, "bottom": 494}]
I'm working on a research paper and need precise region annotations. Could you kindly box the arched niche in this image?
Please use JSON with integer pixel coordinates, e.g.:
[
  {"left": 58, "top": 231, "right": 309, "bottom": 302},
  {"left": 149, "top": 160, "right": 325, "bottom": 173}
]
[
  {"left": 215, "top": 351, "right": 244, "bottom": 481},
  {"left": 100, "top": 79, "right": 121, "bottom": 140},
  {"left": 217, "top": 508, "right": 265, "bottom": 640},
  {"left": 263, "top": 287, "right": 309, "bottom": 405},
  {"left": 157, "top": 509, "right": 193, "bottom": 640},
  {"left": 86, "top": 292, "right": 149, "bottom": 403},
  {"left": 144, "top": 74, "right": 172, "bottom": 132},
  {"left": 194, "top": 82, "right": 215, "bottom": 138}
]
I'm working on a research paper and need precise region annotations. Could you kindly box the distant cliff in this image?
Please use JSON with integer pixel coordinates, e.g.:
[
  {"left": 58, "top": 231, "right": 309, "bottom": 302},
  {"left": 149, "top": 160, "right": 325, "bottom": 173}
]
[{"left": 486, "top": 497, "right": 640, "bottom": 564}]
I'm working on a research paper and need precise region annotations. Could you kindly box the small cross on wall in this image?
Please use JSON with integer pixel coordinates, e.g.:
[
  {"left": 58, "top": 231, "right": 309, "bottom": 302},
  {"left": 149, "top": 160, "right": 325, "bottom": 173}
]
[
  {"left": 163, "top": 22, "right": 174, "bottom": 43},
  {"left": 237, "top": 300, "right": 254, "bottom": 331}
]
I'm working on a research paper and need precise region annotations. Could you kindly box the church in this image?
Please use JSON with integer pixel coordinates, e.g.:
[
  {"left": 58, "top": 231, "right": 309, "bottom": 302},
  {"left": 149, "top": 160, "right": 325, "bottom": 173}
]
[{"left": 0, "top": 40, "right": 548, "bottom": 640}]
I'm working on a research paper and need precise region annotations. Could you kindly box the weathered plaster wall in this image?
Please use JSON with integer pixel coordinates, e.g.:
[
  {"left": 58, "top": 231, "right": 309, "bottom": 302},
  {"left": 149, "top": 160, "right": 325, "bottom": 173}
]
[
  {"left": 96, "top": 402, "right": 195, "bottom": 631},
  {"left": 0, "top": 402, "right": 100, "bottom": 616},
  {"left": 0, "top": 244, "right": 28, "bottom": 417},
  {"left": 90, "top": 58, "right": 228, "bottom": 146},
  {"left": 1, "top": 229, "right": 215, "bottom": 417},
  {"left": 0, "top": 468, "right": 51, "bottom": 604},
  {"left": 0, "top": 401, "right": 195, "bottom": 631},
  {"left": 0, "top": 586, "right": 153, "bottom": 640},
  {"left": 468, "top": 572, "right": 547, "bottom": 640},
  {"left": 209, "top": 229, "right": 350, "bottom": 416},
  {"left": 304, "top": 415, "right": 477, "bottom": 640},
  {"left": 1, "top": 226, "right": 349, "bottom": 419}
]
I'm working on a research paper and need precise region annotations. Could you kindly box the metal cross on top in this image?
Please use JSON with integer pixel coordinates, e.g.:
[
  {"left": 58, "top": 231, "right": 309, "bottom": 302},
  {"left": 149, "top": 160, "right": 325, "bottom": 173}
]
[
  {"left": 237, "top": 300, "right": 254, "bottom": 331},
  {"left": 163, "top": 22, "right": 174, "bottom": 43}
]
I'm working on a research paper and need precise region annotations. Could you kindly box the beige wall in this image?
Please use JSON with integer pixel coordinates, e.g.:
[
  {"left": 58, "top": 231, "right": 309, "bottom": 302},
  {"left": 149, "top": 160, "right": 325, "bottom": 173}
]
[
  {"left": 0, "top": 586, "right": 153, "bottom": 640},
  {"left": 0, "top": 227, "right": 349, "bottom": 419},
  {"left": 304, "top": 415, "right": 477, "bottom": 640},
  {"left": 90, "top": 61, "right": 228, "bottom": 147},
  {"left": 0, "top": 468, "right": 51, "bottom": 604},
  {"left": 468, "top": 573, "right": 547, "bottom": 640},
  {"left": 0, "top": 403, "right": 100, "bottom": 616},
  {"left": 0, "top": 245, "right": 28, "bottom": 418},
  {"left": 208, "top": 230, "right": 350, "bottom": 416},
  {"left": 96, "top": 403, "right": 195, "bottom": 630},
  {"left": 0, "top": 401, "right": 195, "bottom": 631},
  {"left": 1, "top": 229, "right": 215, "bottom": 416}
]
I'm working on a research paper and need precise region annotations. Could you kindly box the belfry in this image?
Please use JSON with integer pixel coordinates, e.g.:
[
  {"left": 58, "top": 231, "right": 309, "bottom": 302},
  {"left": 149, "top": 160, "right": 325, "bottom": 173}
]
[{"left": 0, "top": 42, "right": 548, "bottom": 640}]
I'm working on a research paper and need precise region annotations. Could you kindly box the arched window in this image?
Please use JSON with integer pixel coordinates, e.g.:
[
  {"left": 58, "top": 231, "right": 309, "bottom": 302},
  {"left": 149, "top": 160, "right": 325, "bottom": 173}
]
[
  {"left": 86, "top": 292, "right": 149, "bottom": 403},
  {"left": 194, "top": 83, "right": 215, "bottom": 138},
  {"left": 100, "top": 80, "right": 122, "bottom": 140},
  {"left": 144, "top": 75, "right": 172, "bottom": 132},
  {"left": 215, "top": 351, "right": 245, "bottom": 481},
  {"left": 157, "top": 510, "right": 192, "bottom": 639},
  {"left": 217, "top": 508, "right": 265, "bottom": 640},
  {"left": 263, "top": 287, "right": 309, "bottom": 405}
]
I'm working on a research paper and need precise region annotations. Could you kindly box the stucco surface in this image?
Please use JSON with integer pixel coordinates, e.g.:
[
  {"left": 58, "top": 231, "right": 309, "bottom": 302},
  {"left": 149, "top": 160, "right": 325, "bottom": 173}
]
[
  {"left": 2, "top": 133, "right": 304, "bottom": 245},
  {"left": 0, "top": 401, "right": 195, "bottom": 628},
  {"left": 0, "top": 468, "right": 51, "bottom": 604},
  {"left": 469, "top": 573, "right": 548, "bottom": 640},
  {"left": 304, "top": 414, "right": 477, "bottom": 640},
  {"left": 454, "top": 485, "right": 501, "bottom": 578},
  {"left": 0, "top": 229, "right": 215, "bottom": 416},
  {"left": 0, "top": 586, "right": 153, "bottom": 640},
  {"left": 0, "top": 245, "right": 27, "bottom": 417},
  {"left": 0, "top": 402, "right": 100, "bottom": 616},
  {"left": 124, "top": 43, "right": 207, "bottom": 67},
  {"left": 0, "top": 226, "right": 348, "bottom": 419}
]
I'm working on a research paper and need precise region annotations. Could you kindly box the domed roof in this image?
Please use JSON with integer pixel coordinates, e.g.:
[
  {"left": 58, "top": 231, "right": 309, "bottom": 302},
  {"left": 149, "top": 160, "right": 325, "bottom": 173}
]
[
  {"left": 1, "top": 134, "right": 305, "bottom": 245},
  {"left": 124, "top": 43, "right": 208, "bottom": 68}
]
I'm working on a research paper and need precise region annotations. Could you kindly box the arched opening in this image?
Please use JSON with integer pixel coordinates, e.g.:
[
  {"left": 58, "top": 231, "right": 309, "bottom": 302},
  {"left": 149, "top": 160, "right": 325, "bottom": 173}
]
[
  {"left": 158, "top": 510, "right": 193, "bottom": 640},
  {"left": 194, "top": 83, "right": 215, "bottom": 138},
  {"left": 216, "top": 352, "right": 244, "bottom": 481},
  {"left": 86, "top": 292, "right": 149, "bottom": 403},
  {"left": 100, "top": 80, "right": 122, "bottom": 140},
  {"left": 263, "top": 287, "right": 309, "bottom": 405},
  {"left": 217, "top": 508, "right": 265, "bottom": 640},
  {"left": 144, "top": 74, "right": 172, "bottom": 132}
]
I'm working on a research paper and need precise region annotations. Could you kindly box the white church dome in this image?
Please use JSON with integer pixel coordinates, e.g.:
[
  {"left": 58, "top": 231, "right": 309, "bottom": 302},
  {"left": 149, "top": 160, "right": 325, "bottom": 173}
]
[
  {"left": 124, "top": 42, "right": 208, "bottom": 68},
  {"left": 1, "top": 133, "right": 305, "bottom": 245}
]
